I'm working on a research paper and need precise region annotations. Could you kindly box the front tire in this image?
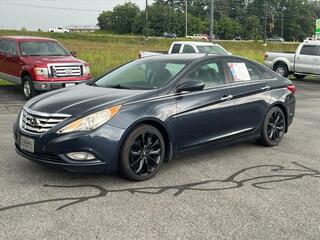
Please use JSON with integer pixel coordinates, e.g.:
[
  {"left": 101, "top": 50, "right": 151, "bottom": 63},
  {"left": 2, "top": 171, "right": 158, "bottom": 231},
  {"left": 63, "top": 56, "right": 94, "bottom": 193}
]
[
  {"left": 274, "top": 64, "right": 289, "bottom": 78},
  {"left": 119, "top": 124, "right": 165, "bottom": 181},
  {"left": 22, "top": 75, "right": 37, "bottom": 100},
  {"left": 258, "top": 107, "right": 286, "bottom": 147}
]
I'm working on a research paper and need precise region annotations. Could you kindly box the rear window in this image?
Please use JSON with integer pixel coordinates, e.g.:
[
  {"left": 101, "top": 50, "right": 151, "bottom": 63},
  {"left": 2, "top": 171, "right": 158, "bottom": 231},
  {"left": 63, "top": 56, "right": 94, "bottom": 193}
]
[
  {"left": 300, "top": 45, "right": 318, "bottom": 56},
  {"left": 227, "top": 61, "right": 262, "bottom": 82}
]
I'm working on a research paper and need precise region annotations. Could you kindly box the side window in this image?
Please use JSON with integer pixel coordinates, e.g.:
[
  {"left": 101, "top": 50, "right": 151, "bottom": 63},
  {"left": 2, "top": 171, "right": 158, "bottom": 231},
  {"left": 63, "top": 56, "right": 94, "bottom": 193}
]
[
  {"left": 300, "top": 45, "right": 317, "bottom": 56},
  {"left": 0, "top": 39, "right": 9, "bottom": 53},
  {"left": 227, "top": 61, "right": 261, "bottom": 82},
  {"left": 186, "top": 60, "right": 226, "bottom": 88},
  {"left": 6, "top": 40, "right": 17, "bottom": 56},
  {"left": 182, "top": 45, "right": 196, "bottom": 53},
  {"left": 171, "top": 44, "right": 182, "bottom": 54}
]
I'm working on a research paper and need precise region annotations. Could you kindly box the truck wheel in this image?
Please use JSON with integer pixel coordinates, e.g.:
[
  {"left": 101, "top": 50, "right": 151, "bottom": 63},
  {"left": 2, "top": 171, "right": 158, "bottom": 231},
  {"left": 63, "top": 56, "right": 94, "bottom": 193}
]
[
  {"left": 274, "top": 64, "right": 289, "bottom": 78},
  {"left": 22, "top": 75, "right": 37, "bottom": 100},
  {"left": 294, "top": 74, "right": 306, "bottom": 80}
]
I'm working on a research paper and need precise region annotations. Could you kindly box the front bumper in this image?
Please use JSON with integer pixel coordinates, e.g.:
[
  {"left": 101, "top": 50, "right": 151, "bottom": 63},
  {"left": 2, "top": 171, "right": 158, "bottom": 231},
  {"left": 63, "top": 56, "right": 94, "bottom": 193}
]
[
  {"left": 13, "top": 122, "right": 126, "bottom": 173},
  {"left": 33, "top": 80, "right": 89, "bottom": 92}
]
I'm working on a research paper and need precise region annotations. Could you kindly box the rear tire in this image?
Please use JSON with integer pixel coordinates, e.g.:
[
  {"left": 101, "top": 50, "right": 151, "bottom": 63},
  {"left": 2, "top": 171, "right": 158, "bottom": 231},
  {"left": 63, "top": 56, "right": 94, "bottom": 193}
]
[
  {"left": 22, "top": 75, "right": 38, "bottom": 100},
  {"left": 274, "top": 64, "right": 289, "bottom": 78},
  {"left": 294, "top": 74, "right": 306, "bottom": 80},
  {"left": 257, "top": 107, "right": 286, "bottom": 147},
  {"left": 119, "top": 124, "right": 165, "bottom": 181}
]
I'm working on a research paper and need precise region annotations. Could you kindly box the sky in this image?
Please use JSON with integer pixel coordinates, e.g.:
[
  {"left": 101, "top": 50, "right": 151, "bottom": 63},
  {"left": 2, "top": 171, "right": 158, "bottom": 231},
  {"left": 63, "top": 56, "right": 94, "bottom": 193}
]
[{"left": 0, "top": 0, "right": 154, "bottom": 30}]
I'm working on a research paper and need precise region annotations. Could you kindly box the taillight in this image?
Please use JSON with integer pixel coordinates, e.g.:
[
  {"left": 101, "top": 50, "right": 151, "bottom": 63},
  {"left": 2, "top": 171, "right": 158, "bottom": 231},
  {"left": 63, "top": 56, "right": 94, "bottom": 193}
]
[
  {"left": 264, "top": 53, "right": 268, "bottom": 60},
  {"left": 287, "top": 85, "right": 296, "bottom": 95}
]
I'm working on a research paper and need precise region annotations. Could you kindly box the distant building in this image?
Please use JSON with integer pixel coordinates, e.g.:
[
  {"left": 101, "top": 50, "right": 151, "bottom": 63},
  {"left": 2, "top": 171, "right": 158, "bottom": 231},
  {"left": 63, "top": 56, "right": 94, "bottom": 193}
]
[{"left": 66, "top": 25, "right": 99, "bottom": 33}]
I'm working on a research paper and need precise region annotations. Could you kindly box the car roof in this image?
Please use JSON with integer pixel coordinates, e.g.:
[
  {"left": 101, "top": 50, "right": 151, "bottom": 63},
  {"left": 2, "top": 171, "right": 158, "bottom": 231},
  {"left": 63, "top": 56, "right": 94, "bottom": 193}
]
[
  {"left": 142, "top": 53, "right": 208, "bottom": 61},
  {"left": 173, "top": 41, "right": 218, "bottom": 46},
  {"left": 0, "top": 36, "right": 57, "bottom": 42}
]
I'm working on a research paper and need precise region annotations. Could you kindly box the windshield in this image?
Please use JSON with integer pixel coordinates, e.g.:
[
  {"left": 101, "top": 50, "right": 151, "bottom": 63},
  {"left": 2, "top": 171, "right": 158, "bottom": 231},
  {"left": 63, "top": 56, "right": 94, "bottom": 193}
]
[
  {"left": 93, "top": 59, "right": 189, "bottom": 90},
  {"left": 197, "top": 45, "right": 228, "bottom": 55},
  {"left": 19, "top": 41, "right": 70, "bottom": 56}
]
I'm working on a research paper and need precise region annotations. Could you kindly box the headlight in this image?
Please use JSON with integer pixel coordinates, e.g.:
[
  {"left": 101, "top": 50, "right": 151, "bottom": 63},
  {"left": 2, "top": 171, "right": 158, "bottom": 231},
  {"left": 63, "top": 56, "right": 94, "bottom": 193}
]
[
  {"left": 57, "top": 105, "right": 121, "bottom": 134},
  {"left": 84, "top": 66, "right": 90, "bottom": 75},
  {"left": 35, "top": 67, "right": 49, "bottom": 77}
]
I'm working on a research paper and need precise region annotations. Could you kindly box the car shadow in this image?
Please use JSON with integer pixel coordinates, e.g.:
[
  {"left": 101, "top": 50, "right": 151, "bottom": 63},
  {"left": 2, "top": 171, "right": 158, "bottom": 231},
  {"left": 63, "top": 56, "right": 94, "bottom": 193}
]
[
  {"left": 1, "top": 141, "right": 319, "bottom": 213},
  {"left": 0, "top": 85, "right": 25, "bottom": 105}
]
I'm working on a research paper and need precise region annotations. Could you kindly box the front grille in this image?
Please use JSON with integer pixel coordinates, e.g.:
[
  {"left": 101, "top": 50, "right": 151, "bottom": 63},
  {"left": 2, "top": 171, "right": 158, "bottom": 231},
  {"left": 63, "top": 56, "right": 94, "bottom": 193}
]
[
  {"left": 19, "top": 108, "right": 71, "bottom": 134},
  {"left": 48, "top": 63, "right": 83, "bottom": 78}
]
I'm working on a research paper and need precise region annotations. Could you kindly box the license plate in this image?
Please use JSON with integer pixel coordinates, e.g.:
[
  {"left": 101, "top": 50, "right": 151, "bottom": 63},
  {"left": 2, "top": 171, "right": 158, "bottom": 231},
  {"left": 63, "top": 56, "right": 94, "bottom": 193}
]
[
  {"left": 20, "top": 135, "right": 35, "bottom": 153},
  {"left": 65, "top": 83, "right": 76, "bottom": 88}
]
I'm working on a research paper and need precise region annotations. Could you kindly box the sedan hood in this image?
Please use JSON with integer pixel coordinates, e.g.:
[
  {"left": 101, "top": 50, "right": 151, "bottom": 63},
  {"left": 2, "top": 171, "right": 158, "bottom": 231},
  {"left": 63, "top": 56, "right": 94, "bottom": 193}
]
[{"left": 25, "top": 84, "right": 156, "bottom": 117}]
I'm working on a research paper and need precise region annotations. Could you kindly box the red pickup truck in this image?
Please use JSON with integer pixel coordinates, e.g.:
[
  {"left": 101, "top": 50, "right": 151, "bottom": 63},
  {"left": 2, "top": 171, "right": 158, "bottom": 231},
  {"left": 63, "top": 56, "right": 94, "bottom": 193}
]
[{"left": 0, "top": 36, "right": 91, "bottom": 99}]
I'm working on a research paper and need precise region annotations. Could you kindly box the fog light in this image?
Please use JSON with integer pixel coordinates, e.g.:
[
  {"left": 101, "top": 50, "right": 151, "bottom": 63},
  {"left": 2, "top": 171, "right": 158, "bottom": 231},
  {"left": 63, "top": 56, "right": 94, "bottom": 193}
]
[
  {"left": 41, "top": 84, "right": 48, "bottom": 89},
  {"left": 67, "top": 152, "right": 96, "bottom": 161}
]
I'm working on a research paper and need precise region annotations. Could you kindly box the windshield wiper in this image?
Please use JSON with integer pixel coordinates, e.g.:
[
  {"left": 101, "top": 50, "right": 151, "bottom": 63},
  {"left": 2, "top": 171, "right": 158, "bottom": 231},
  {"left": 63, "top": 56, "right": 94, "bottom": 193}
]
[{"left": 105, "top": 84, "right": 136, "bottom": 90}]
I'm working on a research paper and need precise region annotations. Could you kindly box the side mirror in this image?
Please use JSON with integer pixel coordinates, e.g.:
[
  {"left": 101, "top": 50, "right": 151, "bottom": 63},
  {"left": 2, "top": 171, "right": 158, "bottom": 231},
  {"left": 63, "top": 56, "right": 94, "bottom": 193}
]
[
  {"left": 70, "top": 51, "right": 77, "bottom": 57},
  {"left": 176, "top": 79, "right": 205, "bottom": 93}
]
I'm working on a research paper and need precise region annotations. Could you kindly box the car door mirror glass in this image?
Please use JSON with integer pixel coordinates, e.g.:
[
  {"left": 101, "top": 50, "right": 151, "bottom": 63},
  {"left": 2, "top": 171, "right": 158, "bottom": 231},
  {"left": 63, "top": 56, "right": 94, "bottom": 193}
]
[{"left": 176, "top": 79, "right": 205, "bottom": 93}]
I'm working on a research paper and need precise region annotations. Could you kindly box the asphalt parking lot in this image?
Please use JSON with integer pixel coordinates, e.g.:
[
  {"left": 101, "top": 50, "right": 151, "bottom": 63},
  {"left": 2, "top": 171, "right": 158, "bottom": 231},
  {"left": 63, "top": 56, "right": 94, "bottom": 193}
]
[{"left": 0, "top": 81, "right": 319, "bottom": 240}]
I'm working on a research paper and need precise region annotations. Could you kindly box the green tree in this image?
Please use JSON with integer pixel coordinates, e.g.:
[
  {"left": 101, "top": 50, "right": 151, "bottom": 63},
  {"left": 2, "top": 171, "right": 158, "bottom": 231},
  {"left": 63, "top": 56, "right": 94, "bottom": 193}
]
[
  {"left": 97, "top": 11, "right": 113, "bottom": 31},
  {"left": 216, "top": 16, "right": 242, "bottom": 39},
  {"left": 112, "top": 2, "right": 141, "bottom": 34}
]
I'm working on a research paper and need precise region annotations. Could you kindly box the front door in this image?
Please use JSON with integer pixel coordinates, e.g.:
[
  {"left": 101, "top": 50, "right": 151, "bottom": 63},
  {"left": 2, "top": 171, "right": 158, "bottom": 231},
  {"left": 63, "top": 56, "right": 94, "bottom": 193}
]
[{"left": 176, "top": 59, "right": 235, "bottom": 150}]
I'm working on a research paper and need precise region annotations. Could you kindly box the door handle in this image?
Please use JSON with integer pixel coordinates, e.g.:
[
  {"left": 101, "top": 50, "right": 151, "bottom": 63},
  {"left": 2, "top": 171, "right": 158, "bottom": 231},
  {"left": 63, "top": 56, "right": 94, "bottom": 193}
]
[
  {"left": 261, "top": 86, "right": 271, "bottom": 91},
  {"left": 220, "top": 95, "right": 233, "bottom": 102}
]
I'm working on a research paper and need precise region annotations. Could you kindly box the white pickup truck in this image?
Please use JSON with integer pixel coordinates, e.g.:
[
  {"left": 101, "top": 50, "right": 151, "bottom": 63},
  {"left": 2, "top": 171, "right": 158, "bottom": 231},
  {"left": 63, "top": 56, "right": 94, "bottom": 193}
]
[
  {"left": 48, "top": 27, "right": 70, "bottom": 34},
  {"left": 139, "top": 41, "right": 230, "bottom": 58},
  {"left": 264, "top": 40, "right": 320, "bottom": 79}
]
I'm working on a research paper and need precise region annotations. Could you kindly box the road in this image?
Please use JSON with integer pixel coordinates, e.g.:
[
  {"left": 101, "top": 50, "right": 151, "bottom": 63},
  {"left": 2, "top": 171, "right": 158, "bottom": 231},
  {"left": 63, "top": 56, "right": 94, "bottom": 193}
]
[{"left": 0, "top": 81, "right": 319, "bottom": 240}]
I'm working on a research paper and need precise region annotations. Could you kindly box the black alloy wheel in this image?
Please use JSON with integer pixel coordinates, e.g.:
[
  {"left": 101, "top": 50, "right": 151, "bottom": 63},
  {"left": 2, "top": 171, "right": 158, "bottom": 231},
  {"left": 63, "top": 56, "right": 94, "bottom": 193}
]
[
  {"left": 120, "top": 124, "right": 165, "bottom": 181},
  {"left": 258, "top": 107, "right": 286, "bottom": 147}
]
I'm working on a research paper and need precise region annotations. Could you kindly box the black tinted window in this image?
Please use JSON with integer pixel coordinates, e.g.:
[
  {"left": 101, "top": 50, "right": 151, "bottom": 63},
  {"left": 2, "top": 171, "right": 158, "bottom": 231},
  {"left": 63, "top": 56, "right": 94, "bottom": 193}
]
[
  {"left": 186, "top": 60, "right": 226, "bottom": 88},
  {"left": 227, "top": 61, "right": 261, "bottom": 81},
  {"left": 171, "top": 44, "right": 181, "bottom": 53},
  {"left": 300, "top": 45, "right": 318, "bottom": 56},
  {"left": 183, "top": 45, "right": 196, "bottom": 53},
  {"left": 6, "top": 40, "right": 17, "bottom": 55}
]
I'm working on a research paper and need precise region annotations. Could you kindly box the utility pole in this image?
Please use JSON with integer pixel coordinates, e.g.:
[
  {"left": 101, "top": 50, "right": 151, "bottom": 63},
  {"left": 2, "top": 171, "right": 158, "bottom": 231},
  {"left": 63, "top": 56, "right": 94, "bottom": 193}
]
[
  {"left": 263, "top": 0, "right": 268, "bottom": 44},
  {"left": 185, "top": 0, "right": 188, "bottom": 38},
  {"left": 281, "top": 11, "right": 284, "bottom": 38},
  {"left": 0, "top": 0, "right": 2, "bottom": 30},
  {"left": 145, "top": 0, "right": 148, "bottom": 39},
  {"left": 209, "top": 0, "right": 214, "bottom": 42}
]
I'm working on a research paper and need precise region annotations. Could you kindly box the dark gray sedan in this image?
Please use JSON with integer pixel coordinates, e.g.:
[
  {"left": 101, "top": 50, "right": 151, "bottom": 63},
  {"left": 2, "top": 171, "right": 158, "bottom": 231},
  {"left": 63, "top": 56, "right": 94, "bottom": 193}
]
[{"left": 14, "top": 54, "right": 296, "bottom": 181}]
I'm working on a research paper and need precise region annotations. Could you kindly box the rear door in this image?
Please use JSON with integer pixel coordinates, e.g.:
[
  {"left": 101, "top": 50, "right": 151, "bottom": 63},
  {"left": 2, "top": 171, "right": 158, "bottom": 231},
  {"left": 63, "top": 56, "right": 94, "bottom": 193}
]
[
  {"left": 295, "top": 45, "right": 318, "bottom": 74},
  {"left": 176, "top": 58, "right": 235, "bottom": 150},
  {"left": 225, "top": 59, "right": 274, "bottom": 135}
]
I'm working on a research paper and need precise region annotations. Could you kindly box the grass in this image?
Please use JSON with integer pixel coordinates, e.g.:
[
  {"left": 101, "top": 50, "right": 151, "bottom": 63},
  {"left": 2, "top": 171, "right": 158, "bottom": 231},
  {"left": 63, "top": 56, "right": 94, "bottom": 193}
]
[
  {"left": 0, "top": 30, "right": 299, "bottom": 80},
  {"left": 0, "top": 79, "right": 13, "bottom": 85}
]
